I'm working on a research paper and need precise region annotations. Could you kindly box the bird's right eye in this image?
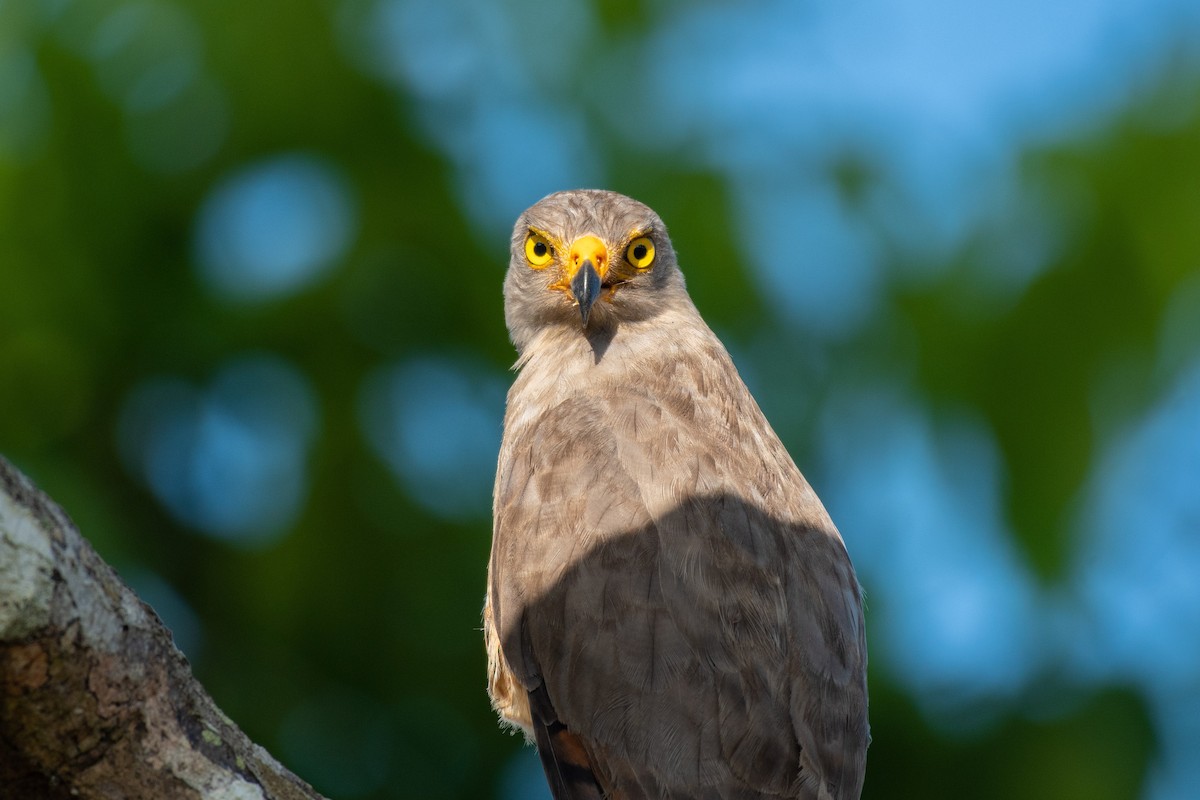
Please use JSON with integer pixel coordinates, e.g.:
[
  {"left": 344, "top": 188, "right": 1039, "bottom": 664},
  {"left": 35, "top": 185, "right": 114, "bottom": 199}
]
[{"left": 525, "top": 234, "right": 553, "bottom": 267}]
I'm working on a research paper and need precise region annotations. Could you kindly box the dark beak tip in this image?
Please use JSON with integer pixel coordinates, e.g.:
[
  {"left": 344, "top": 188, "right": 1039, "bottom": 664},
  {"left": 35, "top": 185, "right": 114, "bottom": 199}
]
[{"left": 571, "top": 260, "right": 602, "bottom": 326}]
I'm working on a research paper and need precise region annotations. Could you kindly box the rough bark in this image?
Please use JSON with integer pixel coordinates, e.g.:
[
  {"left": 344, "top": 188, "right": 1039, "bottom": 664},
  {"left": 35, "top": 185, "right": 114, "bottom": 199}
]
[{"left": 0, "top": 456, "right": 328, "bottom": 800}]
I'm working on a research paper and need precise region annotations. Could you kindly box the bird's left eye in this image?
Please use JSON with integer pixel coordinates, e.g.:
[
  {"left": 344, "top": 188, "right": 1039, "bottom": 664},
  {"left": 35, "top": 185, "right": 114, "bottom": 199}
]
[
  {"left": 626, "top": 237, "right": 655, "bottom": 269},
  {"left": 525, "top": 234, "right": 553, "bottom": 267}
]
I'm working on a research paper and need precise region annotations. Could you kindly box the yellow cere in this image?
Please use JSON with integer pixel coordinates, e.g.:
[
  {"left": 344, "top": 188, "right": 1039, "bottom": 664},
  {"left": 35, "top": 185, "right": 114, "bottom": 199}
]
[
  {"left": 626, "top": 236, "right": 655, "bottom": 269},
  {"left": 525, "top": 233, "right": 554, "bottom": 267}
]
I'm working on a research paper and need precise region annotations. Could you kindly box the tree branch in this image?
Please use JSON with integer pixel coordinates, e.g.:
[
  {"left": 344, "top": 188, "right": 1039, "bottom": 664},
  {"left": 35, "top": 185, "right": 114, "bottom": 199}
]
[{"left": 0, "top": 456, "right": 328, "bottom": 800}]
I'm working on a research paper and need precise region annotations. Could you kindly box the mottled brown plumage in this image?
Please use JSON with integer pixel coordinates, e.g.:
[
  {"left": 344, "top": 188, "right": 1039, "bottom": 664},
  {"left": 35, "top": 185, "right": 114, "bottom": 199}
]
[{"left": 485, "top": 190, "right": 869, "bottom": 799}]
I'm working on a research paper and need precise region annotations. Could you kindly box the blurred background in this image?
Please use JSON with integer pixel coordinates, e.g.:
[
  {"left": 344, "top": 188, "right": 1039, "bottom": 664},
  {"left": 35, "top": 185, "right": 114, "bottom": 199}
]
[{"left": 3, "top": 0, "right": 1200, "bottom": 797}]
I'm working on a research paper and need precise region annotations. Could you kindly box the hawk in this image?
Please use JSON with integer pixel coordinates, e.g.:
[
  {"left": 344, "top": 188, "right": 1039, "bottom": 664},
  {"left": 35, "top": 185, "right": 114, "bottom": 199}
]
[{"left": 484, "top": 190, "right": 868, "bottom": 799}]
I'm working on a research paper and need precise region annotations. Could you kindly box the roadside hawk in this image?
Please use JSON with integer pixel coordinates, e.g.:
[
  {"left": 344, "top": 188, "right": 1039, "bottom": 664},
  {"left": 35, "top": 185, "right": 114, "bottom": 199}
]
[{"left": 484, "top": 189, "right": 869, "bottom": 799}]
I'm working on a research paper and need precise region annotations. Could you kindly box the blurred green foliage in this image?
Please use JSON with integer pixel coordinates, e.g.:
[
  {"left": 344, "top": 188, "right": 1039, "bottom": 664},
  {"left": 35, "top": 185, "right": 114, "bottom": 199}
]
[{"left": 3, "top": 1, "right": 1199, "bottom": 798}]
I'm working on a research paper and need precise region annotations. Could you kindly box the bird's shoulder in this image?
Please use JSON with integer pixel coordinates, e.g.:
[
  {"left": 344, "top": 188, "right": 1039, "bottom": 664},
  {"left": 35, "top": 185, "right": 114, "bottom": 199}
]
[{"left": 499, "top": 315, "right": 820, "bottom": 525}]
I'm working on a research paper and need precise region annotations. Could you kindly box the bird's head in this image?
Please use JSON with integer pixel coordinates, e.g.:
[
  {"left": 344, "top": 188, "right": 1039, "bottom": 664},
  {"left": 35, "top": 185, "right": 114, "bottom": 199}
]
[{"left": 504, "top": 189, "right": 687, "bottom": 354}]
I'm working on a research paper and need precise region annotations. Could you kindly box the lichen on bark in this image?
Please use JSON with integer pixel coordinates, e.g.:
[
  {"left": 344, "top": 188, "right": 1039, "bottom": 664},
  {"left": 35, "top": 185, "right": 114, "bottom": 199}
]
[{"left": 0, "top": 457, "right": 327, "bottom": 800}]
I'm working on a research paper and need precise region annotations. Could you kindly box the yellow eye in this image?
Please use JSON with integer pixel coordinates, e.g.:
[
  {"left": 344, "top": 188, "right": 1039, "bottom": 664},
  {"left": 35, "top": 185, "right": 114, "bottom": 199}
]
[
  {"left": 525, "top": 233, "right": 553, "bottom": 267},
  {"left": 626, "top": 236, "right": 655, "bottom": 269}
]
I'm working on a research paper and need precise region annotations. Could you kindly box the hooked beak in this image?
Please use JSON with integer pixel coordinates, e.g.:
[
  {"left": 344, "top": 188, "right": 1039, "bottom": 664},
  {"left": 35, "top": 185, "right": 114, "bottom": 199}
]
[
  {"left": 571, "top": 260, "right": 601, "bottom": 326},
  {"left": 566, "top": 235, "right": 608, "bottom": 326}
]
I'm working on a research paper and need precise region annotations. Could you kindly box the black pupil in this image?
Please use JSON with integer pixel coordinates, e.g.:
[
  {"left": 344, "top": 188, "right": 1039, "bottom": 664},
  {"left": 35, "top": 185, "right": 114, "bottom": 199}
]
[
  {"left": 533, "top": 241, "right": 547, "bottom": 257},
  {"left": 633, "top": 244, "right": 647, "bottom": 260}
]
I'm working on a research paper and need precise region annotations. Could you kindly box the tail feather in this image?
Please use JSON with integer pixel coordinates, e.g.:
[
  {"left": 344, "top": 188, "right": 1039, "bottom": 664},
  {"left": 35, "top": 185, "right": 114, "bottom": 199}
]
[{"left": 529, "top": 685, "right": 606, "bottom": 800}]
